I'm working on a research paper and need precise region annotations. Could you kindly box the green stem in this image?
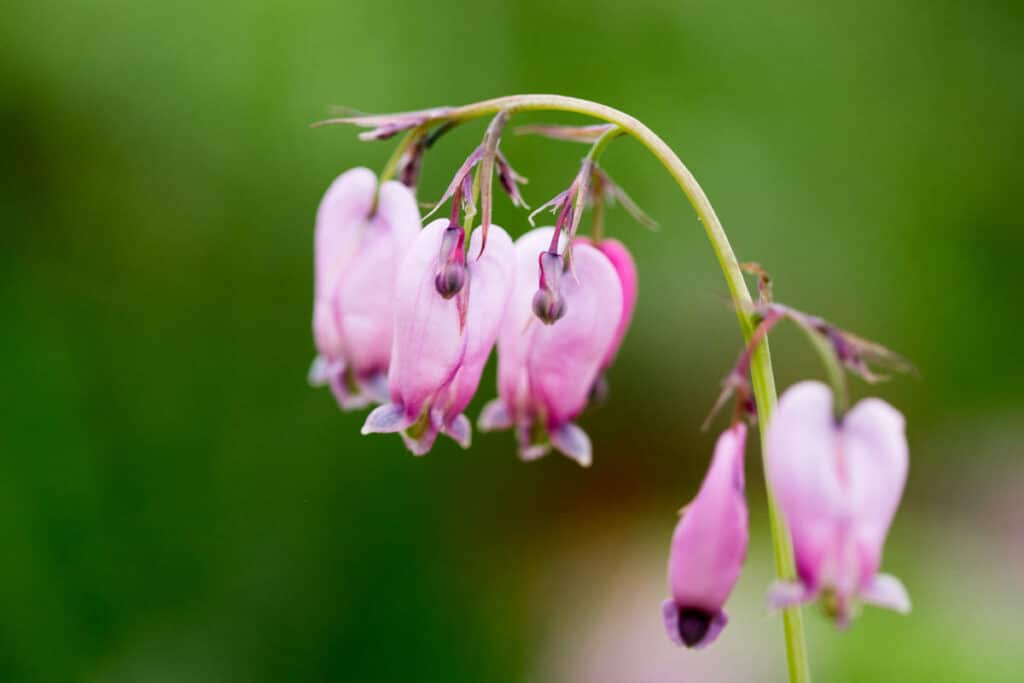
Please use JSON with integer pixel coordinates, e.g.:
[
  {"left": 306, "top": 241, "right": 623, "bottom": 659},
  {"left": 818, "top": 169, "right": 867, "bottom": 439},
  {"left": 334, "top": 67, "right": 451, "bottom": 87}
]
[
  {"left": 441, "top": 95, "right": 811, "bottom": 682},
  {"left": 799, "top": 324, "right": 850, "bottom": 417},
  {"left": 378, "top": 128, "right": 420, "bottom": 184}
]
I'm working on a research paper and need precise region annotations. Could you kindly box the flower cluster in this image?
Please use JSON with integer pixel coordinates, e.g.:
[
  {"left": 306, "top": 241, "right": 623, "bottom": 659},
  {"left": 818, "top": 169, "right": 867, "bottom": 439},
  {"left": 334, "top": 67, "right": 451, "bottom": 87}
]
[
  {"left": 310, "top": 100, "right": 914, "bottom": 662},
  {"left": 310, "top": 153, "right": 637, "bottom": 465}
]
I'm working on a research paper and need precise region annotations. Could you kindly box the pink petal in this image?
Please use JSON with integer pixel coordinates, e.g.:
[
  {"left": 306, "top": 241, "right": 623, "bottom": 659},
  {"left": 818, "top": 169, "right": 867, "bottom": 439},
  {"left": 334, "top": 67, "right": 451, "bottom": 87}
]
[
  {"left": 668, "top": 424, "right": 749, "bottom": 612},
  {"left": 333, "top": 180, "right": 420, "bottom": 378},
  {"left": 525, "top": 240, "right": 622, "bottom": 426},
  {"left": 579, "top": 237, "right": 637, "bottom": 369},
  {"left": 766, "top": 381, "right": 845, "bottom": 589},
  {"left": 387, "top": 219, "right": 467, "bottom": 420},
  {"left": 439, "top": 225, "right": 516, "bottom": 423},
  {"left": 313, "top": 167, "right": 377, "bottom": 300},
  {"left": 494, "top": 228, "right": 561, "bottom": 413},
  {"left": 841, "top": 397, "right": 908, "bottom": 583}
]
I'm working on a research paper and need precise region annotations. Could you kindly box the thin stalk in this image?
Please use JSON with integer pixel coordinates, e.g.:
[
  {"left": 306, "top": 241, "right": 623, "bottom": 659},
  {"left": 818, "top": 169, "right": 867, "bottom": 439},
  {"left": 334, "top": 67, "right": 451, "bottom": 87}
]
[
  {"left": 439, "top": 95, "right": 811, "bottom": 682},
  {"left": 378, "top": 127, "right": 421, "bottom": 184},
  {"left": 800, "top": 325, "right": 850, "bottom": 417}
]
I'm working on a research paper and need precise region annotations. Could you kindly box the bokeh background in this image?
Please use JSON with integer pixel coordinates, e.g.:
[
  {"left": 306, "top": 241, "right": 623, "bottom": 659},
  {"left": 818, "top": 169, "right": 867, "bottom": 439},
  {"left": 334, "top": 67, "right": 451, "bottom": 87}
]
[{"left": 3, "top": 0, "right": 1022, "bottom": 680}]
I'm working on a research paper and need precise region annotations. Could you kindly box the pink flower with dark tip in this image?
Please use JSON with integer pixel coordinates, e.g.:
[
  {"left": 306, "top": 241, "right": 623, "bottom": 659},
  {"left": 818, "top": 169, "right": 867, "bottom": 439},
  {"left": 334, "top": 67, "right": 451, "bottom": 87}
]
[
  {"left": 361, "top": 219, "right": 516, "bottom": 455},
  {"left": 478, "top": 228, "right": 623, "bottom": 466},
  {"left": 766, "top": 381, "right": 911, "bottom": 627},
  {"left": 309, "top": 167, "right": 420, "bottom": 409},
  {"left": 662, "top": 424, "right": 748, "bottom": 649}
]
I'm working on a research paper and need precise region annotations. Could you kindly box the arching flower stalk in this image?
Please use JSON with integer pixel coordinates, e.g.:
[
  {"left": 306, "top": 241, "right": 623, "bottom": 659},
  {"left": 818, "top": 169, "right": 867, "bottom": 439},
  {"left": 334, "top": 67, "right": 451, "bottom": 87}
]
[{"left": 312, "top": 95, "right": 917, "bottom": 683}]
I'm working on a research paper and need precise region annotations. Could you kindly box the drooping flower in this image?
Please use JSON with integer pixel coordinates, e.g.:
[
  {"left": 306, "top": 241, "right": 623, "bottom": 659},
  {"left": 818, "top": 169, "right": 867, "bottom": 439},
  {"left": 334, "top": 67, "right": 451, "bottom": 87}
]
[
  {"left": 478, "top": 228, "right": 623, "bottom": 466},
  {"left": 662, "top": 423, "right": 749, "bottom": 649},
  {"left": 766, "top": 381, "right": 911, "bottom": 627},
  {"left": 309, "top": 167, "right": 420, "bottom": 409},
  {"left": 361, "top": 219, "right": 516, "bottom": 455}
]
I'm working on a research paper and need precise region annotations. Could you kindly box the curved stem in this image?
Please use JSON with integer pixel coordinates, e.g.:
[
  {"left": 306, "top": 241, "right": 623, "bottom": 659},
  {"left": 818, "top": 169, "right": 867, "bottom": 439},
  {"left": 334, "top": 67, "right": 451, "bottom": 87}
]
[
  {"left": 799, "top": 324, "right": 850, "bottom": 417},
  {"left": 443, "top": 95, "right": 811, "bottom": 682}
]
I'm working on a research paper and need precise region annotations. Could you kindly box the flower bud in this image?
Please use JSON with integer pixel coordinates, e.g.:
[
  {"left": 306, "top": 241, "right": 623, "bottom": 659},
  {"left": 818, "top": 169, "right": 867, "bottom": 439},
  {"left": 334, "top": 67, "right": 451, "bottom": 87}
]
[
  {"left": 531, "top": 250, "right": 567, "bottom": 323},
  {"left": 662, "top": 424, "right": 748, "bottom": 649},
  {"left": 531, "top": 287, "right": 566, "bottom": 324},
  {"left": 435, "top": 262, "right": 467, "bottom": 299}
]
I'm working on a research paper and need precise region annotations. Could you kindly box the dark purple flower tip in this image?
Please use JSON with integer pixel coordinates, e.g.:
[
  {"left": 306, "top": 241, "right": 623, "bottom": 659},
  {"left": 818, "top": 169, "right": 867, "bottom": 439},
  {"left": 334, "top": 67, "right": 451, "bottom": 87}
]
[
  {"left": 435, "top": 262, "right": 467, "bottom": 299},
  {"left": 676, "top": 608, "right": 713, "bottom": 647},
  {"left": 531, "top": 287, "right": 566, "bottom": 324}
]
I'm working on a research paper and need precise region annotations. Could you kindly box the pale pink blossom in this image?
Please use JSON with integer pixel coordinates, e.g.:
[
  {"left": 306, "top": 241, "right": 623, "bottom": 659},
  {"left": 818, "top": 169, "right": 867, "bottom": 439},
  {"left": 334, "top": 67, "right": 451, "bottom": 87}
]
[
  {"left": 478, "top": 228, "right": 623, "bottom": 466},
  {"left": 362, "top": 220, "right": 516, "bottom": 455},
  {"left": 766, "top": 381, "right": 911, "bottom": 627},
  {"left": 309, "top": 167, "right": 420, "bottom": 409}
]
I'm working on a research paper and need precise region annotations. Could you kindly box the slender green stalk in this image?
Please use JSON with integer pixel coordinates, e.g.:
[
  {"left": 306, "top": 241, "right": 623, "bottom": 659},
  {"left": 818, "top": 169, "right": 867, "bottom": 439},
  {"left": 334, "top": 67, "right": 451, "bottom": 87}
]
[
  {"left": 378, "top": 127, "right": 420, "bottom": 184},
  {"left": 343, "top": 94, "right": 811, "bottom": 682},
  {"left": 800, "top": 325, "right": 850, "bottom": 417},
  {"left": 442, "top": 95, "right": 811, "bottom": 682}
]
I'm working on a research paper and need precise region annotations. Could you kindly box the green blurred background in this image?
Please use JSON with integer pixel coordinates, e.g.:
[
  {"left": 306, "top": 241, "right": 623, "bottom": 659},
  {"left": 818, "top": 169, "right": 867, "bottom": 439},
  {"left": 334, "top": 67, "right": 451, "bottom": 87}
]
[{"left": 2, "top": 0, "right": 1022, "bottom": 680}]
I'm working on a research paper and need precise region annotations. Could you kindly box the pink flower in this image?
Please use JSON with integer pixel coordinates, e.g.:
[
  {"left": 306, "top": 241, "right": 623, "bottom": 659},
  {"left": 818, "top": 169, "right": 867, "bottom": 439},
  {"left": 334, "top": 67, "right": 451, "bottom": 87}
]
[
  {"left": 309, "top": 168, "right": 420, "bottom": 409},
  {"left": 766, "top": 381, "right": 911, "bottom": 627},
  {"left": 478, "top": 228, "right": 623, "bottom": 466},
  {"left": 662, "top": 424, "right": 749, "bottom": 649},
  {"left": 361, "top": 219, "right": 516, "bottom": 455}
]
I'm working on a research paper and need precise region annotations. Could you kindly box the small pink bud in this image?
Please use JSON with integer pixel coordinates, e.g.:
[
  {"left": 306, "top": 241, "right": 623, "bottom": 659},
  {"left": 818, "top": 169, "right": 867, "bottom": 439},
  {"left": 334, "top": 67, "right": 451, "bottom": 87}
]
[
  {"left": 478, "top": 228, "right": 622, "bottom": 466},
  {"left": 662, "top": 424, "right": 748, "bottom": 649},
  {"left": 362, "top": 219, "right": 516, "bottom": 455},
  {"left": 309, "top": 167, "right": 420, "bottom": 410},
  {"left": 766, "top": 381, "right": 911, "bottom": 627}
]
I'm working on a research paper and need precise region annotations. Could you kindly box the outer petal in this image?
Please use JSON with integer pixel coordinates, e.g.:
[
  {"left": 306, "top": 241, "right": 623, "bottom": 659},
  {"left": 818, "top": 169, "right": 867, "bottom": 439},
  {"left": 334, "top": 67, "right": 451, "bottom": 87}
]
[
  {"left": 387, "top": 219, "right": 467, "bottom": 420},
  {"left": 494, "top": 228, "right": 563, "bottom": 415},
  {"left": 526, "top": 241, "right": 622, "bottom": 426},
  {"left": 668, "top": 424, "right": 749, "bottom": 612},
  {"left": 580, "top": 237, "right": 637, "bottom": 369},
  {"left": 766, "top": 381, "right": 844, "bottom": 590},
  {"left": 841, "top": 397, "right": 908, "bottom": 585},
  {"left": 313, "top": 167, "right": 377, "bottom": 299},
  {"left": 439, "top": 225, "right": 516, "bottom": 423},
  {"left": 334, "top": 179, "right": 420, "bottom": 378},
  {"left": 312, "top": 168, "right": 377, "bottom": 357}
]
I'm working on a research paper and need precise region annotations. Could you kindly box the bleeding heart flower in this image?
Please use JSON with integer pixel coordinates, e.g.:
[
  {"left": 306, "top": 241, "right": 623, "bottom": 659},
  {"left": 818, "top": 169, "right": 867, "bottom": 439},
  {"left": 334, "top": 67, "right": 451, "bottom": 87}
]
[
  {"left": 478, "top": 228, "right": 623, "bottom": 466},
  {"left": 766, "top": 381, "right": 911, "bottom": 627},
  {"left": 361, "top": 219, "right": 516, "bottom": 455},
  {"left": 662, "top": 423, "right": 749, "bottom": 649},
  {"left": 309, "top": 167, "right": 420, "bottom": 409}
]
